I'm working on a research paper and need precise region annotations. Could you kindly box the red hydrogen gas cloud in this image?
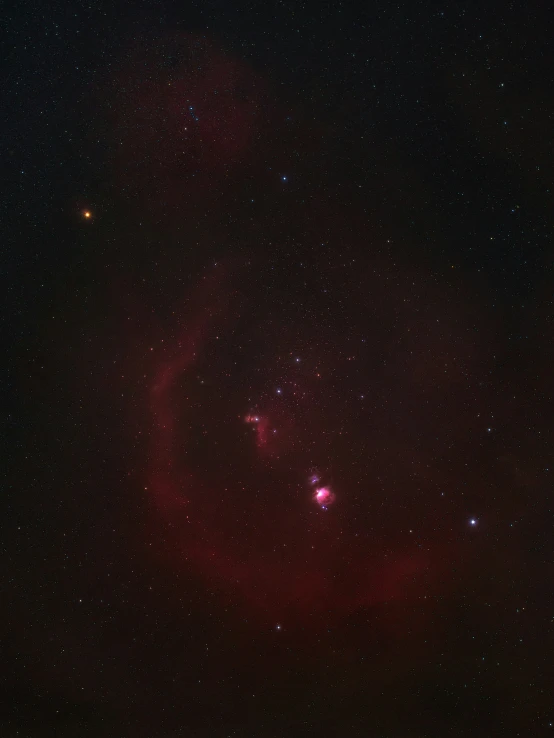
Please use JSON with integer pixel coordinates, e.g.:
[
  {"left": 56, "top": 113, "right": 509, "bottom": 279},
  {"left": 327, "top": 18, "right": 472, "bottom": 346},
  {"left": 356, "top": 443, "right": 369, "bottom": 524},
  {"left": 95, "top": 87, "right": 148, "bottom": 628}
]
[
  {"left": 244, "top": 414, "right": 271, "bottom": 451},
  {"left": 134, "top": 266, "right": 460, "bottom": 631},
  {"left": 314, "top": 487, "right": 335, "bottom": 508}
]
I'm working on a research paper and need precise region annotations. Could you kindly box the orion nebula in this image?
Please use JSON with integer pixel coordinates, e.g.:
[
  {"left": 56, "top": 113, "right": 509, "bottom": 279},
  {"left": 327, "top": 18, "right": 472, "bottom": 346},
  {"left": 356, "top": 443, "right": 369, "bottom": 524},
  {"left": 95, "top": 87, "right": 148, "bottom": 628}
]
[{"left": 314, "top": 487, "right": 335, "bottom": 508}]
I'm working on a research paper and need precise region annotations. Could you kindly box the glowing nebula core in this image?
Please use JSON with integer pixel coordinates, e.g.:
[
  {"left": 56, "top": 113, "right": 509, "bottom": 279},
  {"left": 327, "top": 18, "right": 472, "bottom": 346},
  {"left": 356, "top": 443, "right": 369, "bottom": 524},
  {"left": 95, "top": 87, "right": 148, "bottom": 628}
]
[{"left": 314, "top": 486, "right": 335, "bottom": 507}]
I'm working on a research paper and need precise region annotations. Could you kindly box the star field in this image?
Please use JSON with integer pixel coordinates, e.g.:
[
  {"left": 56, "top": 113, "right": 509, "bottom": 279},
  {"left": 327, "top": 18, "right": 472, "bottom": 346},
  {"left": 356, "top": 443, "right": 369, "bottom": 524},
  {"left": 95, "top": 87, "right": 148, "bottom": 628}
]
[{"left": 3, "top": 1, "right": 554, "bottom": 737}]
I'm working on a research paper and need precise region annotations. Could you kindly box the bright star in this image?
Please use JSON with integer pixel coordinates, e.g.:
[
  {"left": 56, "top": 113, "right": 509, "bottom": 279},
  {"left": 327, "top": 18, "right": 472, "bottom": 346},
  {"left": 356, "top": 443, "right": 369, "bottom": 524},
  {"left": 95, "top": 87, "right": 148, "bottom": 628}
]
[{"left": 469, "top": 518, "right": 477, "bottom": 526}]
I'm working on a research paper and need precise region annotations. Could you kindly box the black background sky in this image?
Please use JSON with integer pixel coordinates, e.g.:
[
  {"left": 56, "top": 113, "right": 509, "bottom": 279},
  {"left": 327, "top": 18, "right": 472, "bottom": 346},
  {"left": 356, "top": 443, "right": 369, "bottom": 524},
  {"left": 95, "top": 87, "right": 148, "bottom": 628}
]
[{"left": 3, "top": 1, "right": 554, "bottom": 736}]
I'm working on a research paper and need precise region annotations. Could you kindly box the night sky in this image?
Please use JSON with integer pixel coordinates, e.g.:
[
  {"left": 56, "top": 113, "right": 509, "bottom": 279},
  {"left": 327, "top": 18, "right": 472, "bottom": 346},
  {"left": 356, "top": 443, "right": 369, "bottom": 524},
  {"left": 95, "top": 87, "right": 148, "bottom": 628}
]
[{"left": 3, "top": 1, "right": 554, "bottom": 736}]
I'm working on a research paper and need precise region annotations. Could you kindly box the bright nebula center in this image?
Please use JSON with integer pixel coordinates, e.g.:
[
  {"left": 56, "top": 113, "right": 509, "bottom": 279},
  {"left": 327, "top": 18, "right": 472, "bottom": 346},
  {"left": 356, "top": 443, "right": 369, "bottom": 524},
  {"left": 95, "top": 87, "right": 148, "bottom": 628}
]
[{"left": 314, "top": 486, "right": 335, "bottom": 507}]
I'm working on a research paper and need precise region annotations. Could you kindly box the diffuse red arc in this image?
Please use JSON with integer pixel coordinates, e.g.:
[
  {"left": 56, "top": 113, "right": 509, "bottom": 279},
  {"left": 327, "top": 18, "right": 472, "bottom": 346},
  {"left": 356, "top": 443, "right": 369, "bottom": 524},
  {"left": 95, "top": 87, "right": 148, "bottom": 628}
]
[{"left": 145, "top": 280, "right": 434, "bottom": 626}]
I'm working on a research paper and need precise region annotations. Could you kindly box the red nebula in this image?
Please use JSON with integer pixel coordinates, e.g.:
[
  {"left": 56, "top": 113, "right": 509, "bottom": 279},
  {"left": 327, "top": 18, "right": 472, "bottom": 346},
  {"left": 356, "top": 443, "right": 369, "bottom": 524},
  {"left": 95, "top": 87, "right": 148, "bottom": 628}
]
[
  {"left": 131, "top": 268, "right": 447, "bottom": 635},
  {"left": 314, "top": 486, "right": 335, "bottom": 507},
  {"left": 245, "top": 414, "right": 270, "bottom": 450}
]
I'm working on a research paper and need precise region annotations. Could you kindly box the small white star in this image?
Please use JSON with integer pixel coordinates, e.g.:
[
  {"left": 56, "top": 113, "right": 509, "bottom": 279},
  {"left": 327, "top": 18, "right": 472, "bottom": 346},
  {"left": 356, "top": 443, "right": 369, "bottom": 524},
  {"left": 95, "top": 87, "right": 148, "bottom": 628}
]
[
  {"left": 469, "top": 518, "right": 477, "bottom": 526},
  {"left": 276, "top": 388, "right": 282, "bottom": 394}
]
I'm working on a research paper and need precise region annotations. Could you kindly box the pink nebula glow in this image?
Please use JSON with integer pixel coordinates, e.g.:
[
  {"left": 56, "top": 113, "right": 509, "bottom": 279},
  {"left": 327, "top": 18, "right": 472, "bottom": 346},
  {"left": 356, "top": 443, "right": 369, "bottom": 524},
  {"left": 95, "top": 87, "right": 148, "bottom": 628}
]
[
  {"left": 245, "top": 414, "right": 270, "bottom": 450},
  {"left": 314, "top": 486, "right": 335, "bottom": 507}
]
